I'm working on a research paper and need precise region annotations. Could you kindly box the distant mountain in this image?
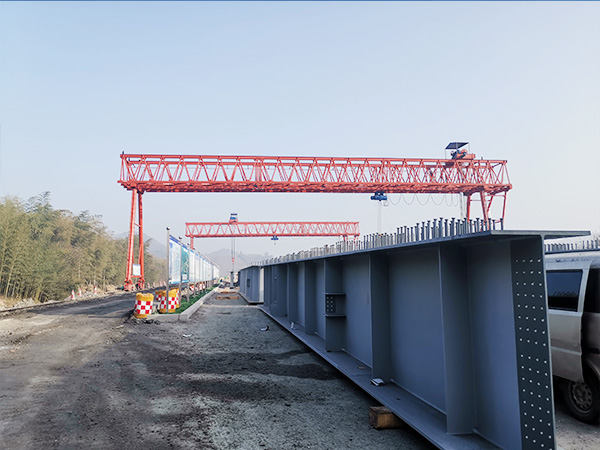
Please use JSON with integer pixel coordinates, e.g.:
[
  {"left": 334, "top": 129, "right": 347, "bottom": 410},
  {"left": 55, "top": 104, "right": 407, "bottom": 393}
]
[
  {"left": 146, "top": 240, "right": 271, "bottom": 272},
  {"left": 147, "top": 238, "right": 167, "bottom": 259},
  {"left": 115, "top": 233, "right": 167, "bottom": 259},
  {"left": 206, "top": 248, "right": 272, "bottom": 275},
  {"left": 115, "top": 233, "right": 270, "bottom": 274}
]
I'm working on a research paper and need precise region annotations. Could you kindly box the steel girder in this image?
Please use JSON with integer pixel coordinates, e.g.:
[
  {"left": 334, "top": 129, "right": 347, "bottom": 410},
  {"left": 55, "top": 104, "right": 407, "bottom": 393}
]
[{"left": 238, "top": 231, "right": 585, "bottom": 449}]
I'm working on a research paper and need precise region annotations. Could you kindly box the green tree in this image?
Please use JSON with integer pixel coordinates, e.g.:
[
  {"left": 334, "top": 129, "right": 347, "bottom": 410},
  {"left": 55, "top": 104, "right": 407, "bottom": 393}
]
[{"left": 0, "top": 193, "right": 166, "bottom": 304}]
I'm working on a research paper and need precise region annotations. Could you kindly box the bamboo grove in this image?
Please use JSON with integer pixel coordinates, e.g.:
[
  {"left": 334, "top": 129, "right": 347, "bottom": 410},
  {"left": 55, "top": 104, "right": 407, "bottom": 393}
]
[{"left": 0, "top": 193, "right": 165, "bottom": 303}]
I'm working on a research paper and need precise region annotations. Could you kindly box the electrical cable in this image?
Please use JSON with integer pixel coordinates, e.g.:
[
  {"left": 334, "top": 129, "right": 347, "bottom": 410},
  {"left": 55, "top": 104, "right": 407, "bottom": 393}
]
[
  {"left": 389, "top": 194, "right": 401, "bottom": 206},
  {"left": 416, "top": 194, "right": 429, "bottom": 206},
  {"left": 387, "top": 192, "right": 464, "bottom": 209},
  {"left": 431, "top": 194, "right": 445, "bottom": 206},
  {"left": 403, "top": 194, "right": 417, "bottom": 205}
]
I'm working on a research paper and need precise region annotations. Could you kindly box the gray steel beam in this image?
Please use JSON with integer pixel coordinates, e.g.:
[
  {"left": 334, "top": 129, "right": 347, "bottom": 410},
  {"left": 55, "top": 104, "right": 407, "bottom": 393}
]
[
  {"left": 287, "top": 263, "right": 298, "bottom": 324},
  {"left": 511, "top": 237, "right": 555, "bottom": 450},
  {"left": 438, "top": 244, "right": 476, "bottom": 435},
  {"left": 239, "top": 231, "right": 561, "bottom": 449},
  {"left": 370, "top": 253, "right": 392, "bottom": 381}
]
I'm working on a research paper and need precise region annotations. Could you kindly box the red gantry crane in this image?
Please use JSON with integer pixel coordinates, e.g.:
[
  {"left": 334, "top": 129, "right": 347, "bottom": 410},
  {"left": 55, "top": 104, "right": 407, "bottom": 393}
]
[
  {"left": 185, "top": 221, "right": 360, "bottom": 248},
  {"left": 118, "top": 150, "right": 511, "bottom": 290}
]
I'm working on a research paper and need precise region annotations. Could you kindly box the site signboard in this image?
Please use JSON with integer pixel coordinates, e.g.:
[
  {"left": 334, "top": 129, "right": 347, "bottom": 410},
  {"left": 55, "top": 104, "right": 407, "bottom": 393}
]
[
  {"left": 181, "top": 246, "right": 189, "bottom": 283},
  {"left": 169, "top": 236, "right": 181, "bottom": 284},
  {"left": 167, "top": 233, "right": 219, "bottom": 284}
]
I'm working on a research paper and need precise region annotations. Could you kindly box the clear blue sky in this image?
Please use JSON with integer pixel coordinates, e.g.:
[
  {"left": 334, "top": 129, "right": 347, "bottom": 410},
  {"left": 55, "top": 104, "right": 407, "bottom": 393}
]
[{"left": 1, "top": 1, "right": 599, "bottom": 261}]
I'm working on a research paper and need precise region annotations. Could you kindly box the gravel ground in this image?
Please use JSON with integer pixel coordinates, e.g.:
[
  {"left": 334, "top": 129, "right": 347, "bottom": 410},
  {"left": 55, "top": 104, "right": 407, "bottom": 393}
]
[
  {"left": 0, "top": 292, "right": 430, "bottom": 449},
  {"left": 0, "top": 290, "right": 597, "bottom": 449}
]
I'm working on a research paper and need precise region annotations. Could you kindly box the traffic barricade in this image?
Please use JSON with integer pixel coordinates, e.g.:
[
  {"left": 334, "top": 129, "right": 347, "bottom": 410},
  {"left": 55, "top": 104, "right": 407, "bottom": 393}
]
[
  {"left": 155, "top": 290, "right": 167, "bottom": 313},
  {"left": 134, "top": 293, "right": 154, "bottom": 319},
  {"left": 157, "top": 289, "right": 178, "bottom": 313},
  {"left": 171, "top": 288, "right": 180, "bottom": 311}
]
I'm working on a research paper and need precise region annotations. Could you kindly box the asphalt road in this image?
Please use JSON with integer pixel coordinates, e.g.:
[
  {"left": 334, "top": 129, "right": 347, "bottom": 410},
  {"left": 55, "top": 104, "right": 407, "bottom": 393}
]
[{"left": 0, "top": 292, "right": 597, "bottom": 449}]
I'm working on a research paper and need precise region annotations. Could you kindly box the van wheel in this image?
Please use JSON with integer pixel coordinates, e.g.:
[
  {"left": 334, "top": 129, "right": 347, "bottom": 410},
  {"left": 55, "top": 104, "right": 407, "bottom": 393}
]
[{"left": 563, "top": 371, "right": 600, "bottom": 424}]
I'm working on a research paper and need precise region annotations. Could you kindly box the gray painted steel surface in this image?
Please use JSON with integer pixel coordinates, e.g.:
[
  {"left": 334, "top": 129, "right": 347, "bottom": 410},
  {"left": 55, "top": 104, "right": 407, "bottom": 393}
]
[{"left": 239, "top": 231, "right": 586, "bottom": 449}]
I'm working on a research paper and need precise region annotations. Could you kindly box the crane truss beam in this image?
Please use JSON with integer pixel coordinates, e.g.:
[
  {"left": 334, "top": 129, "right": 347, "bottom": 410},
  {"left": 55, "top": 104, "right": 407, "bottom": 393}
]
[
  {"left": 119, "top": 152, "right": 512, "bottom": 290},
  {"left": 186, "top": 221, "right": 360, "bottom": 239},
  {"left": 119, "top": 154, "right": 511, "bottom": 196}
]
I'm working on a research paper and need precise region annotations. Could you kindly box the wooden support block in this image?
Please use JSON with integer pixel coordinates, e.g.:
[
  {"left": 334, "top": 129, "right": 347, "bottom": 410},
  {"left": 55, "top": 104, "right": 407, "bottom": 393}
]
[{"left": 369, "top": 406, "right": 406, "bottom": 430}]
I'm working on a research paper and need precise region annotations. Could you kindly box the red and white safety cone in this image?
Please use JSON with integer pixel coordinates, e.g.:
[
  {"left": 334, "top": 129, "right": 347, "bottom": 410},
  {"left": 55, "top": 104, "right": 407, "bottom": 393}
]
[
  {"left": 71, "top": 290, "right": 75, "bottom": 299},
  {"left": 94, "top": 286, "right": 98, "bottom": 295},
  {"left": 78, "top": 287, "right": 82, "bottom": 297}
]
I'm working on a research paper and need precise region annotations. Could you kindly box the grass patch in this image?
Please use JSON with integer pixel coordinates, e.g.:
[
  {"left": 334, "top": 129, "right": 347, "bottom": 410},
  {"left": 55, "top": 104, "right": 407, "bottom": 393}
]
[{"left": 173, "top": 287, "right": 216, "bottom": 314}]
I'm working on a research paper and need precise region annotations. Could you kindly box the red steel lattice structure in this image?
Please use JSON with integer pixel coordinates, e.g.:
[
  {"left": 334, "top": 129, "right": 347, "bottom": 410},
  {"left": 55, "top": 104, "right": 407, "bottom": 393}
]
[
  {"left": 186, "top": 221, "right": 360, "bottom": 248},
  {"left": 119, "top": 153, "right": 511, "bottom": 290}
]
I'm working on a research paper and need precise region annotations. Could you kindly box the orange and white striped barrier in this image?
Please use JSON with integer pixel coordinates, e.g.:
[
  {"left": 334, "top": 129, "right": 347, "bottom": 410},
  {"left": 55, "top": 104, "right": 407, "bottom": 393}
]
[
  {"left": 155, "top": 290, "right": 166, "bottom": 313},
  {"left": 157, "top": 289, "right": 178, "bottom": 313},
  {"left": 134, "top": 293, "right": 154, "bottom": 319},
  {"left": 160, "top": 295, "right": 178, "bottom": 313},
  {"left": 168, "top": 295, "right": 177, "bottom": 312}
]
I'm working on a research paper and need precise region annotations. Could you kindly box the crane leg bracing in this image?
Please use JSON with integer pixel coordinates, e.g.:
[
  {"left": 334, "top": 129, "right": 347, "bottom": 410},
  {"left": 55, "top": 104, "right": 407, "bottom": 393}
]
[{"left": 118, "top": 154, "right": 512, "bottom": 290}]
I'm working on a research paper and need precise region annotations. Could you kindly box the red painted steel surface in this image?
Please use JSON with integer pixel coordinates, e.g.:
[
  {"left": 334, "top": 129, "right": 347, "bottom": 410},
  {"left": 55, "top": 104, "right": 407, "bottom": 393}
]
[
  {"left": 119, "top": 154, "right": 511, "bottom": 196},
  {"left": 124, "top": 190, "right": 145, "bottom": 291},
  {"left": 186, "top": 221, "right": 360, "bottom": 238},
  {"left": 120, "top": 153, "right": 512, "bottom": 289}
]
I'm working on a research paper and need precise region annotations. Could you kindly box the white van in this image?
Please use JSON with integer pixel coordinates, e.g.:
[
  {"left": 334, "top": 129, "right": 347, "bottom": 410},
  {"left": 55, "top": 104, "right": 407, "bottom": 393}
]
[{"left": 546, "top": 249, "right": 600, "bottom": 423}]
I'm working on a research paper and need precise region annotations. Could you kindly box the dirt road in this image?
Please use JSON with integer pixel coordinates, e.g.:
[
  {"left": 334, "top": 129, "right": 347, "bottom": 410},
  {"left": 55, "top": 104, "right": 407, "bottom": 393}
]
[
  {"left": 0, "top": 293, "right": 430, "bottom": 449},
  {"left": 0, "top": 292, "right": 597, "bottom": 449}
]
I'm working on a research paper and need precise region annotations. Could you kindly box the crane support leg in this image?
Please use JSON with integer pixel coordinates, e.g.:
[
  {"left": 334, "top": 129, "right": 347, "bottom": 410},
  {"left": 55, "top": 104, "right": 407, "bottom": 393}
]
[
  {"left": 480, "top": 191, "right": 489, "bottom": 223},
  {"left": 125, "top": 190, "right": 137, "bottom": 291},
  {"left": 124, "top": 190, "right": 145, "bottom": 291},
  {"left": 501, "top": 193, "right": 508, "bottom": 227},
  {"left": 137, "top": 191, "right": 145, "bottom": 288},
  {"left": 465, "top": 195, "right": 472, "bottom": 220}
]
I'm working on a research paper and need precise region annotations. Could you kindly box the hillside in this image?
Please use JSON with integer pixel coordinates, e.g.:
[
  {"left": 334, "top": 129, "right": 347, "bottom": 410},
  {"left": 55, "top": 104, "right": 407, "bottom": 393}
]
[
  {"left": 206, "top": 248, "right": 272, "bottom": 275},
  {"left": 139, "top": 235, "right": 270, "bottom": 275}
]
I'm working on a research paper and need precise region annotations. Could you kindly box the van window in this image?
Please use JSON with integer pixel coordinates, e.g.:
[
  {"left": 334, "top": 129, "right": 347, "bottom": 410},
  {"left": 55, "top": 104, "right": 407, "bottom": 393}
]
[
  {"left": 584, "top": 268, "right": 600, "bottom": 313},
  {"left": 547, "top": 270, "right": 583, "bottom": 311}
]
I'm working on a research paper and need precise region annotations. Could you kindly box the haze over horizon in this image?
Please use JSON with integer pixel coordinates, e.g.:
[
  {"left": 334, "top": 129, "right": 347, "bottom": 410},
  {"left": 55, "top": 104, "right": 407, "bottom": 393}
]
[{"left": 1, "top": 2, "right": 598, "bottom": 259}]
